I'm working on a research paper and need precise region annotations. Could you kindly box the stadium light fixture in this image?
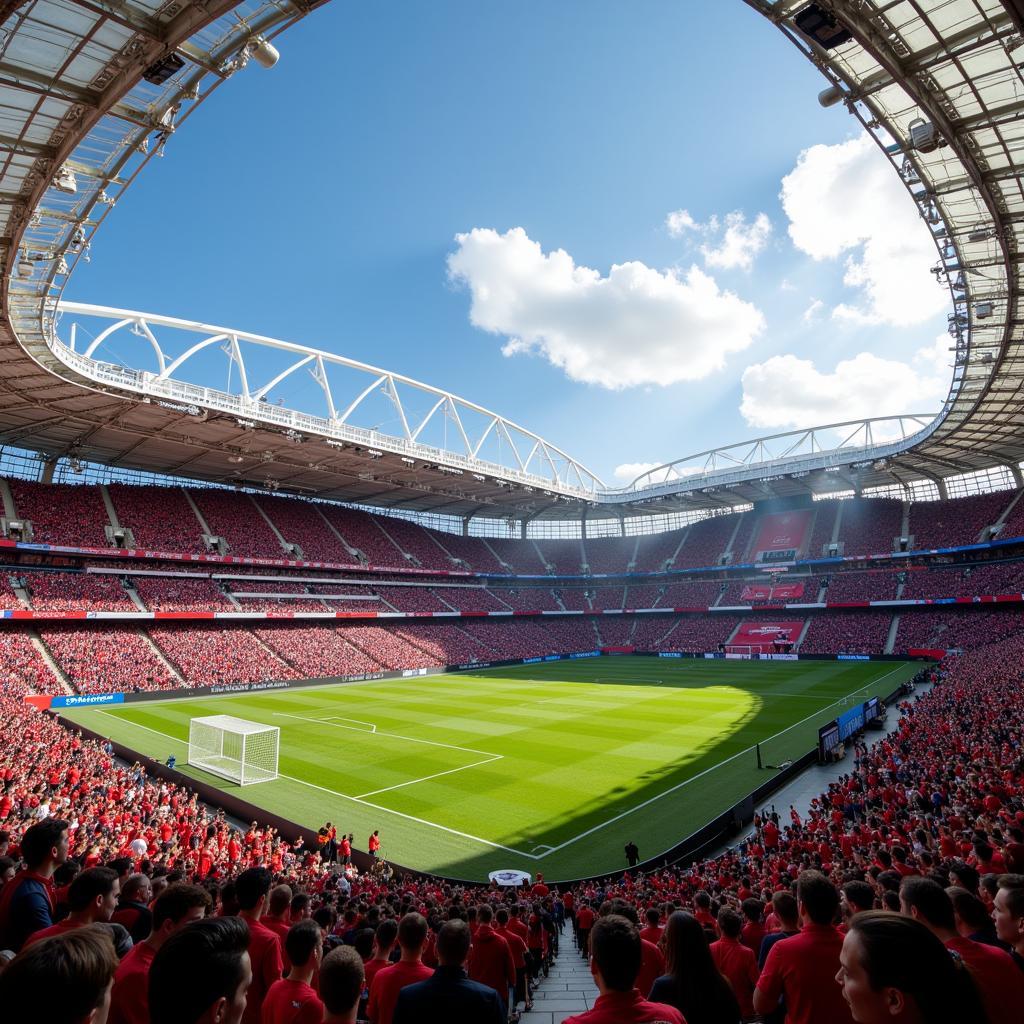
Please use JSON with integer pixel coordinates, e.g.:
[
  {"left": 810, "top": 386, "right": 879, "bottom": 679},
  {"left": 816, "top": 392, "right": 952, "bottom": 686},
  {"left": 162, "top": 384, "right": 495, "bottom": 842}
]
[{"left": 247, "top": 36, "right": 280, "bottom": 69}]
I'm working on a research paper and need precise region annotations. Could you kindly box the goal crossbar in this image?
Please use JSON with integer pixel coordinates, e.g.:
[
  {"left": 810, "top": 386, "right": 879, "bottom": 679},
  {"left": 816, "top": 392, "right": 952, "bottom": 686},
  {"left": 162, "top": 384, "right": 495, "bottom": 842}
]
[{"left": 188, "top": 715, "right": 279, "bottom": 787}]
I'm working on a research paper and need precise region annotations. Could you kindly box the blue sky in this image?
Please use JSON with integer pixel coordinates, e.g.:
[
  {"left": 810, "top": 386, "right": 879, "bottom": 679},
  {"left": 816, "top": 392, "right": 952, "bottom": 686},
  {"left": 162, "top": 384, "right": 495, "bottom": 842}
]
[{"left": 67, "top": 1, "right": 952, "bottom": 486}]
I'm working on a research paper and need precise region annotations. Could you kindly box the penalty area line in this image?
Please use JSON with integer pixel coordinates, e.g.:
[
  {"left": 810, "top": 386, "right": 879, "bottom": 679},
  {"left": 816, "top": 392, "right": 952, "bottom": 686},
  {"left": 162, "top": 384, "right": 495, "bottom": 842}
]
[{"left": 93, "top": 710, "right": 536, "bottom": 860}]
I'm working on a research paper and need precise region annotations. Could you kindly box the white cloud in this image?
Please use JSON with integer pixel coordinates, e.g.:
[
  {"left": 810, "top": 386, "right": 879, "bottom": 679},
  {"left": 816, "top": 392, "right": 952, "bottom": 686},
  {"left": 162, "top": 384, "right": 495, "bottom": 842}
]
[
  {"left": 665, "top": 209, "right": 699, "bottom": 237},
  {"left": 701, "top": 211, "right": 772, "bottom": 271},
  {"left": 666, "top": 209, "right": 771, "bottom": 271},
  {"left": 447, "top": 227, "right": 765, "bottom": 390},
  {"left": 613, "top": 461, "right": 664, "bottom": 483},
  {"left": 780, "top": 136, "right": 948, "bottom": 326},
  {"left": 740, "top": 335, "right": 951, "bottom": 431},
  {"left": 802, "top": 298, "right": 824, "bottom": 324}
]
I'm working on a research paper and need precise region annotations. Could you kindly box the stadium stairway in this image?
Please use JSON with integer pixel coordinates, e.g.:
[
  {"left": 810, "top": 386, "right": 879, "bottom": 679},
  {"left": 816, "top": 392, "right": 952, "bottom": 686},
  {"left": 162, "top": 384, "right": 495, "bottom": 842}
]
[{"left": 521, "top": 923, "right": 599, "bottom": 1024}]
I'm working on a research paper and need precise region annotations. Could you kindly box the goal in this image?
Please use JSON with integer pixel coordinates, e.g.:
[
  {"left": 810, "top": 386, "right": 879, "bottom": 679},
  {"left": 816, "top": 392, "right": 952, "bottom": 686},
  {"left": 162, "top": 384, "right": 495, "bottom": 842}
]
[
  {"left": 187, "top": 715, "right": 279, "bottom": 786},
  {"left": 724, "top": 644, "right": 760, "bottom": 657}
]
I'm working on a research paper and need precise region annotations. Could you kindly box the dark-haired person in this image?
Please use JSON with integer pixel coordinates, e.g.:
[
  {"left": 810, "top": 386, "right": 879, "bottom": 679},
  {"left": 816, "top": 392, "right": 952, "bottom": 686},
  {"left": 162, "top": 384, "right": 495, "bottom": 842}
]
[
  {"left": 840, "top": 880, "right": 875, "bottom": 934},
  {"left": 320, "top": 945, "right": 364, "bottom": 1024},
  {"left": 604, "top": 898, "right": 665, "bottom": 999},
  {"left": 366, "top": 912, "right": 433, "bottom": 1024},
  {"left": 758, "top": 891, "right": 799, "bottom": 969},
  {"left": 836, "top": 911, "right": 988, "bottom": 1024},
  {"left": 363, "top": 917, "right": 399, "bottom": 999},
  {"left": 649, "top": 910, "right": 740, "bottom": 1024},
  {"left": 709, "top": 907, "right": 758, "bottom": 1019},
  {"left": 564, "top": 914, "right": 683, "bottom": 1024},
  {"left": 235, "top": 867, "right": 284, "bottom": 1024},
  {"left": 495, "top": 906, "right": 530, "bottom": 1014},
  {"left": 467, "top": 904, "right": 516, "bottom": 1017},
  {"left": 392, "top": 919, "right": 504, "bottom": 1024},
  {"left": 993, "top": 873, "right": 1024, "bottom": 971},
  {"left": 0, "top": 817, "right": 69, "bottom": 952},
  {"left": 108, "top": 882, "right": 212, "bottom": 1024},
  {"left": 0, "top": 923, "right": 119, "bottom": 1024},
  {"left": 149, "top": 915, "right": 252, "bottom": 1024},
  {"left": 754, "top": 870, "right": 853, "bottom": 1024},
  {"left": 25, "top": 866, "right": 119, "bottom": 945},
  {"left": 947, "top": 886, "right": 1003, "bottom": 949},
  {"left": 262, "top": 920, "right": 323, "bottom": 1024}
]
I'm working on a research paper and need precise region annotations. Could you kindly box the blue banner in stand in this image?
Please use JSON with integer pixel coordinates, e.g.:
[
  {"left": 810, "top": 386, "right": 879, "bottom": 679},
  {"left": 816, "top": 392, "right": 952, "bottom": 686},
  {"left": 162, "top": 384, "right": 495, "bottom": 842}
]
[
  {"left": 52, "top": 693, "right": 124, "bottom": 708},
  {"left": 837, "top": 703, "right": 866, "bottom": 740},
  {"left": 659, "top": 652, "right": 683, "bottom": 659},
  {"left": 569, "top": 651, "right": 600, "bottom": 659}
]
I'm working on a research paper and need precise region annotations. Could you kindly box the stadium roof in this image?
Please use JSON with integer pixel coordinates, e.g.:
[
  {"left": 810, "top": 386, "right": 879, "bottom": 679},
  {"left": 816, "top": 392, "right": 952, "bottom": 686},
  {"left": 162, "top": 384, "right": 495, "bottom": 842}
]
[{"left": 0, "top": 0, "right": 1022, "bottom": 524}]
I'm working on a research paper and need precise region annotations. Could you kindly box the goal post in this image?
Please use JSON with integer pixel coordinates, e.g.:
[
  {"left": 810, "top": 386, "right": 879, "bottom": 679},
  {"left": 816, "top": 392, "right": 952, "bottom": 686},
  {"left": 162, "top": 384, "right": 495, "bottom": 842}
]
[{"left": 187, "top": 715, "right": 279, "bottom": 786}]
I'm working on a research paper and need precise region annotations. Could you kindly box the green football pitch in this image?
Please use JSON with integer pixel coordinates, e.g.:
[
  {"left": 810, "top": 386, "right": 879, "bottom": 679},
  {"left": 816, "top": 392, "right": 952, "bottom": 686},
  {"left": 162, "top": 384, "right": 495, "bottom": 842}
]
[{"left": 61, "top": 657, "right": 917, "bottom": 881}]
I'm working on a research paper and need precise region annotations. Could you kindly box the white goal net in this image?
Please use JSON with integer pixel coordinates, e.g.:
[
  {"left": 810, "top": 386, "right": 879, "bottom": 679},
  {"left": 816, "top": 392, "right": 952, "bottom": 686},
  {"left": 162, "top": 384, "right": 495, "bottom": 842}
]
[{"left": 187, "top": 715, "right": 279, "bottom": 786}]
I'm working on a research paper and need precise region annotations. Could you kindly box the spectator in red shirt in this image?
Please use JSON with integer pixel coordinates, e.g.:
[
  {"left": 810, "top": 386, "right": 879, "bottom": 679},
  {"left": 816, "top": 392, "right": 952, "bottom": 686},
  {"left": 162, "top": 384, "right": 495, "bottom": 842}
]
[
  {"left": 467, "top": 904, "right": 515, "bottom": 1016},
  {"left": 368, "top": 831, "right": 381, "bottom": 859},
  {"left": 320, "top": 945, "right": 364, "bottom": 1024},
  {"left": 111, "top": 874, "right": 154, "bottom": 945},
  {"left": 25, "top": 866, "right": 120, "bottom": 946},
  {"left": 0, "top": 923, "right": 118, "bottom": 1024},
  {"left": 639, "top": 907, "right": 663, "bottom": 946},
  {"left": 261, "top": 885, "right": 292, "bottom": 946},
  {"left": 754, "top": 870, "right": 854, "bottom": 1024},
  {"left": 150, "top": 915, "right": 253, "bottom": 1024},
  {"left": 563, "top": 915, "right": 683, "bottom": 1024},
  {"left": 575, "top": 902, "right": 595, "bottom": 955},
  {"left": 109, "top": 882, "right": 211, "bottom": 1024},
  {"left": 235, "top": 867, "right": 284, "bottom": 1024},
  {"left": 366, "top": 912, "right": 433, "bottom": 1024},
  {"left": 363, "top": 917, "right": 399, "bottom": 998},
  {"left": 649, "top": 910, "right": 740, "bottom": 1023},
  {"left": 709, "top": 908, "right": 758, "bottom": 1019},
  {"left": 495, "top": 906, "right": 530, "bottom": 1013},
  {"left": 899, "top": 876, "right": 1024, "bottom": 1024},
  {"left": 262, "top": 920, "right": 324, "bottom": 1024},
  {"left": 837, "top": 911, "right": 988, "bottom": 1024},
  {"left": 739, "top": 897, "right": 765, "bottom": 955}
]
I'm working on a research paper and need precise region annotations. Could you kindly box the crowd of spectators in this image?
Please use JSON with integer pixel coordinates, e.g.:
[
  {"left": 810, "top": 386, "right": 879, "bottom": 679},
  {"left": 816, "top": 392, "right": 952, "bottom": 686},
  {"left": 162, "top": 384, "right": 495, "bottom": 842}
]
[
  {"left": 133, "top": 576, "right": 231, "bottom": 612},
  {"left": 583, "top": 534, "right": 636, "bottom": 574},
  {"left": 39, "top": 626, "right": 178, "bottom": 694},
  {"left": 800, "top": 612, "right": 893, "bottom": 655},
  {"left": 589, "top": 586, "right": 626, "bottom": 611},
  {"left": 253, "top": 497, "right": 355, "bottom": 564},
  {"left": 148, "top": 625, "right": 300, "bottom": 687},
  {"left": 838, "top": 498, "right": 903, "bottom": 558},
  {"left": 361, "top": 516, "right": 454, "bottom": 573},
  {"left": 480, "top": 537, "right": 548, "bottom": 574},
  {"left": 674, "top": 516, "right": 738, "bottom": 571},
  {"left": 107, "top": 485, "right": 205, "bottom": 554},
  {"left": 8, "top": 480, "right": 111, "bottom": 549},
  {"left": 894, "top": 609, "right": 1021, "bottom": 653},
  {"left": 254, "top": 624, "right": 387, "bottom": 679},
  {"left": 190, "top": 491, "right": 286, "bottom": 560},
  {"left": 806, "top": 501, "right": 839, "bottom": 561},
  {"left": 908, "top": 490, "right": 1013, "bottom": 551},
  {"left": 24, "top": 572, "right": 136, "bottom": 612},
  {"left": 822, "top": 572, "right": 898, "bottom": 603},
  {"left": 534, "top": 540, "right": 584, "bottom": 576},
  {"left": 319, "top": 508, "right": 407, "bottom": 568},
  {"left": 0, "top": 629, "right": 64, "bottom": 694}
]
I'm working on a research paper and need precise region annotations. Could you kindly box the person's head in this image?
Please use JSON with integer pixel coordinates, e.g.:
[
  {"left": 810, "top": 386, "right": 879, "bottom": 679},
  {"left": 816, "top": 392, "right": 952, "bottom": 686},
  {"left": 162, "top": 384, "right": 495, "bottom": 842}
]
[
  {"left": 947, "top": 861, "right": 979, "bottom": 895},
  {"left": 119, "top": 874, "right": 153, "bottom": 907},
  {"left": 150, "top": 883, "right": 211, "bottom": 945},
  {"left": 284, "top": 920, "right": 322, "bottom": 973},
  {"left": 661, "top": 910, "right": 714, "bottom": 979},
  {"left": 476, "top": 904, "right": 493, "bottom": 926},
  {"left": 797, "top": 870, "right": 839, "bottom": 926},
  {"left": 0, "top": 924, "right": 117, "bottom": 1024},
  {"left": 435, "top": 919, "right": 471, "bottom": 967},
  {"left": 495, "top": 907, "right": 509, "bottom": 927},
  {"left": 644, "top": 907, "right": 660, "bottom": 927},
  {"left": 946, "top": 886, "right": 992, "bottom": 937},
  {"left": 993, "top": 874, "right": 1024, "bottom": 949},
  {"left": 838, "top": 911, "right": 984, "bottom": 1024},
  {"left": 842, "top": 880, "right": 875, "bottom": 918},
  {"left": 372, "top": 918, "right": 398, "bottom": 956},
  {"left": 717, "top": 908, "right": 742, "bottom": 939},
  {"left": 68, "top": 868, "right": 120, "bottom": 923},
  {"left": 588, "top": 914, "right": 641, "bottom": 993},
  {"left": 397, "top": 912, "right": 428, "bottom": 956},
  {"left": 267, "top": 884, "right": 291, "bottom": 918},
  {"left": 319, "top": 946, "right": 364, "bottom": 1022},
  {"left": 234, "top": 868, "right": 272, "bottom": 915},
  {"left": 899, "top": 877, "right": 955, "bottom": 934},
  {"left": 771, "top": 890, "right": 799, "bottom": 929},
  {"left": 290, "top": 894, "right": 310, "bottom": 920},
  {"left": 149, "top": 916, "right": 252, "bottom": 1024},
  {"left": 19, "top": 818, "right": 69, "bottom": 872}
]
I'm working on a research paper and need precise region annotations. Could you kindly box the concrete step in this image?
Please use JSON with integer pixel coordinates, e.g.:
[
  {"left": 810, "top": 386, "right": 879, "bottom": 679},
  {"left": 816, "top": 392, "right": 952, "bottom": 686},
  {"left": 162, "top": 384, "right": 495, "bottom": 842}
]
[{"left": 519, "top": 922, "right": 597, "bottom": 1024}]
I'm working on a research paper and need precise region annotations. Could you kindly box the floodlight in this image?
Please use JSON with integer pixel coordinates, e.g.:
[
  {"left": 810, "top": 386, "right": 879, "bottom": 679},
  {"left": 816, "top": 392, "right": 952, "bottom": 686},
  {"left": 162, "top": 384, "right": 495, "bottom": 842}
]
[
  {"left": 143, "top": 53, "right": 185, "bottom": 85},
  {"left": 248, "top": 36, "right": 280, "bottom": 69},
  {"left": 17, "top": 254, "right": 33, "bottom": 279},
  {"left": 794, "top": 4, "right": 853, "bottom": 49}
]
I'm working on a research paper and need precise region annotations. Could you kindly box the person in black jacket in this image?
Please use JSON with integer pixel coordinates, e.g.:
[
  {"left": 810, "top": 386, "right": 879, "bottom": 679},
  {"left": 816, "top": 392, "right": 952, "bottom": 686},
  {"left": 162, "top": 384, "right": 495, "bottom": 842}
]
[
  {"left": 392, "top": 918, "right": 504, "bottom": 1024},
  {"left": 625, "top": 840, "right": 639, "bottom": 867}
]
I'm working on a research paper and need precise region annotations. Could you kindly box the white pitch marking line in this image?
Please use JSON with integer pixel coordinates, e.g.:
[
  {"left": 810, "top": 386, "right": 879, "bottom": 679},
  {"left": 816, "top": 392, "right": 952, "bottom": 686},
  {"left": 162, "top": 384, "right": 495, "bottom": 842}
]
[
  {"left": 324, "top": 716, "right": 377, "bottom": 733},
  {"left": 272, "top": 712, "right": 500, "bottom": 759},
  {"left": 354, "top": 754, "right": 503, "bottom": 800},
  {"left": 93, "top": 710, "right": 536, "bottom": 860}
]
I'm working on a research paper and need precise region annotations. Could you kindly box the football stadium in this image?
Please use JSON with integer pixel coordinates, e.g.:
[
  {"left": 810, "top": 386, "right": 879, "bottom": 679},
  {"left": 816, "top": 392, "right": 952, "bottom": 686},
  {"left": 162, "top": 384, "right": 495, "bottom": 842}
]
[{"left": 1, "top": 2, "right": 1024, "bottom": 1022}]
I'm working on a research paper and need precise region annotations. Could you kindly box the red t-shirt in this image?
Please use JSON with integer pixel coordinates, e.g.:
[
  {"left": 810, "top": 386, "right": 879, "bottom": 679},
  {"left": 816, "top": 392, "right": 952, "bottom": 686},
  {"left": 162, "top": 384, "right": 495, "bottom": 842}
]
[
  {"left": 946, "top": 936, "right": 1024, "bottom": 1024},
  {"left": 756, "top": 923, "right": 853, "bottom": 1024},
  {"left": 24, "top": 918, "right": 80, "bottom": 947},
  {"left": 710, "top": 936, "right": 758, "bottom": 1018},
  {"left": 366, "top": 959, "right": 433, "bottom": 1024},
  {"left": 576, "top": 907, "right": 595, "bottom": 930},
  {"left": 636, "top": 938, "right": 665, "bottom": 1001},
  {"left": 261, "top": 978, "right": 322, "bottom": 1024},
  {"left": 241, "top": 917, "right": 285, "bottom": 1024},
  {"left": 563, "top": 989, "right": 684, "bottom": 1024},
  {"left": 467, "top": 924, "right": 516, "bottom": 999},
  {"left": 109, "top": 941, "right": 157, "bottom": 1024},
  {"left": 639, "top": 925, "right": 663, "bottom": 946},
  {"left": 363, "top": 956, "right": 393, "bottom": 994}
]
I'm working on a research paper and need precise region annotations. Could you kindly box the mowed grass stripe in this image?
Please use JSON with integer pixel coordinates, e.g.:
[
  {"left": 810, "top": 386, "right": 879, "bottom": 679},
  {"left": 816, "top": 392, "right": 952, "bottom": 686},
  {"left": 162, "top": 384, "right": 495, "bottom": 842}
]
[{"left": 64, "top": 657, "right": 919, "bottom": 879}]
